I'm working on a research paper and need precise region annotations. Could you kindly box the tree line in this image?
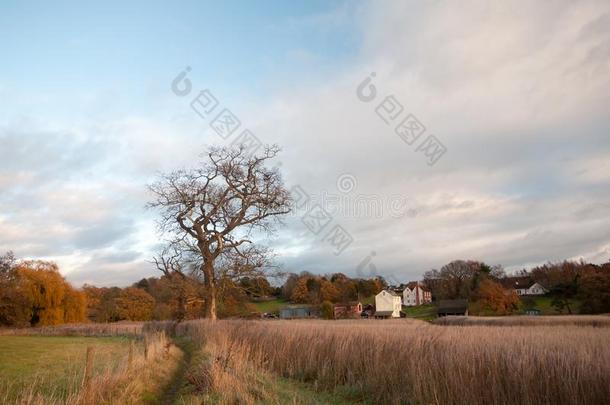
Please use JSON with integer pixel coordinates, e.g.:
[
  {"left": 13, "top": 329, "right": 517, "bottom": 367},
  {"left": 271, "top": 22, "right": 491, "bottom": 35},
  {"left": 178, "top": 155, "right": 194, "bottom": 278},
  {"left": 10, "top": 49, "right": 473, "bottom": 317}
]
[
  {"left": 0, "top": 250, "right": 279, "bottom": 326},
  {"left": 2, "top": 245, "right": 608, "bottom": 327},
  {"left": 423, "top": 259, "right": 610, "bottom": 315},
  {"left": 280, "top": 272, "right": 385, "bottom": 305},
  {"left": 0, "top": 252, "right": 86, "bottom": 327}
]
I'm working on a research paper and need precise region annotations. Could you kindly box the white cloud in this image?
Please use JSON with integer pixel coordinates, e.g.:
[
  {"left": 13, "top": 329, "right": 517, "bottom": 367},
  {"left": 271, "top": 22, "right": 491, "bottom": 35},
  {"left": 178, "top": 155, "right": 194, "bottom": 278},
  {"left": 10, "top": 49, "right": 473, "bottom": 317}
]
[{"left": 1, "top": 0, "right": 609, "bottom": 286}]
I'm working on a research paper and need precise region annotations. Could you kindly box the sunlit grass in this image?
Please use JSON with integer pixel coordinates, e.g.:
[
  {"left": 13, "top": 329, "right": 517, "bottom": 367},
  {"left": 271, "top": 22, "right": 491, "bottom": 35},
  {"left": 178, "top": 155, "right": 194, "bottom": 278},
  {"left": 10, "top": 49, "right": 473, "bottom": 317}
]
[
  {"left": 0, "top": 336, "right": 133, "bottom": 400},
  {"left": 177, "top": 318, "right": 610, "bottom": 405}
]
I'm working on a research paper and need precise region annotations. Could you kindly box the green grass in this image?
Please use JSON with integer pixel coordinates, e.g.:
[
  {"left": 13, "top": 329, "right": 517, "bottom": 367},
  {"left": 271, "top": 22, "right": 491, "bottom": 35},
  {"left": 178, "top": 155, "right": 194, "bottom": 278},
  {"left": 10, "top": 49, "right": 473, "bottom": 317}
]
[
  {"left": 519, "top": 296, "right": 582, "bottom": 315},
  {"left": 265, "top": 376, "right": 371, "bottom": 404},
  {"left": 179, "top": 362, "right": 369, "bottom": 404},
  {"left": 361, "top": 295, "right": 375, "bottom": 305},
  {"left": 403, "top": 304, "right": 437, "bottom": 321},
  {"left": 176, "top": 335, "right": 371, "bottom": 404},
  {"left": 251, "top": 298, "right": 288, "bottom": 314},
  {"left": 0, "top": 335, "right": 135, "bottom": 401}
]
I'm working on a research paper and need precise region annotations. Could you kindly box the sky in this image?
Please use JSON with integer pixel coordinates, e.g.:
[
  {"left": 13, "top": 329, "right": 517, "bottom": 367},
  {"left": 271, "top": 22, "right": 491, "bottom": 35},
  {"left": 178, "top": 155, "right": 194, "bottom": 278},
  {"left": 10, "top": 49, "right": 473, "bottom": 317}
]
[{"left": 1, "top": 0, "right": 609, "bottom": 287}]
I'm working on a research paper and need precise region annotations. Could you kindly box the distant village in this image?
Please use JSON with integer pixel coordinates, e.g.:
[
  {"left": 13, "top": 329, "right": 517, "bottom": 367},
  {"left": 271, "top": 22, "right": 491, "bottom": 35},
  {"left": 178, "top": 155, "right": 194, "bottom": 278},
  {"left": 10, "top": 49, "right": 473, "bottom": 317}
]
[
  {"left": 4, "top": 252, "right": 606, "bottom": 328},
  {"left": 277, "top": 277, "right": 548, "bottom": 320},
  {"left": 274, "top": 259, "right": 609, "bottom": 320}
]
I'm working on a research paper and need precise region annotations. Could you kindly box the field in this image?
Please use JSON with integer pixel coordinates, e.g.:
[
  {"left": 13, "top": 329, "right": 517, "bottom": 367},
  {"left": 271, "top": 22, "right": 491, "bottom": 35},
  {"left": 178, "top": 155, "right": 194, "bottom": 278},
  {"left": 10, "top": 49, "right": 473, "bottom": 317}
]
[
  {"left": 251, "top": 298, "right": 288, "bottom": 314},
  {"left": 434, "top": 315, "right": 610, "bottom": 327},
  {"left": 403, "top": 303, "right": 437, "bottom": 320},
  {"left": 171, "top": 316, "right": 610, "bottom": 404},
  {"left": 517, "top": 296, "right": 582, "bottom": 315},
  {"left": 1, "top": 316, "right": 609, "bottom": 404},
  {"left": 0, "top": 336, "right": 133, "bottom": 401},
  {"left": 0, "top": 331, "right": 180, "bottom": 404}
]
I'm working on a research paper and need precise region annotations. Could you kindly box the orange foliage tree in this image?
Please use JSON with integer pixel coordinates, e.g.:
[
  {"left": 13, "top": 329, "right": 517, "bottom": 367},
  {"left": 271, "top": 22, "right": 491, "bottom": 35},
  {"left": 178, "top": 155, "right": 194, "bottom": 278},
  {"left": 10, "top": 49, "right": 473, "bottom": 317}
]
[
  {"left": 290, "top": 278, "right": 310, "bottom": 303},
  {"left": 473, "top": 279, "right": 520, "bottom": 315},
  {"left": 14, "top": 260, "right": 87, "bottom": 326},
  {"left": 115, "top": 287, "right": 155, "bottom": 321},
  {"left": 0, "top": 252, "right": 31, "bottom": 327}
]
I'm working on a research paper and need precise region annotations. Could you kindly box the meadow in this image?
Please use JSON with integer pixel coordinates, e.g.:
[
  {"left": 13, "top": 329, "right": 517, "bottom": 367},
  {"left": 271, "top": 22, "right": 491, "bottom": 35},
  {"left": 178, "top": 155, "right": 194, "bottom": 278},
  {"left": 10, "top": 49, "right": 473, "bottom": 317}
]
[
  {"left": 0, "top": 336, "right": 135, "bottom": 401},
  {"left": 0, "top": 330, "right": 180, "bottom": 404},
  {"left": 174, "top": 317, "right": 610, "bottom": 404},
  {"left": 1, "top": 316, "right": 609, "bottom": 404}
]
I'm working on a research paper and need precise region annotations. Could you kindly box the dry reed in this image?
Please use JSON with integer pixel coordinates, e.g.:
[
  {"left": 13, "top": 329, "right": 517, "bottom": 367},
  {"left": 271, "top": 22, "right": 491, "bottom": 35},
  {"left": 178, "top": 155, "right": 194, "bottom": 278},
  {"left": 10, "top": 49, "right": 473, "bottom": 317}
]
[
  {"left": 434, "top": 315, "right": 610, "bottom": 327},
  {"left": 0, "top": 331, "right": 179, "bottom": 404},
  {"left": 177, "top": 318, "right": 610, "bottom": 405},
  {"left": 0, "top": 321, "right": 145, "bottom": 337}
]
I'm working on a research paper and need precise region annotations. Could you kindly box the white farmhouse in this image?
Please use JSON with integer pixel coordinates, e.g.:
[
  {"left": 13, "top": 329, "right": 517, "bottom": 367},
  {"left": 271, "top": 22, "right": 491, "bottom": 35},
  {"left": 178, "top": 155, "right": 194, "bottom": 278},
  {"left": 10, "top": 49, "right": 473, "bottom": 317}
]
[
  {"left": 402, "top": 281, "right": 432, "bottom": 306},
  {"left": 516, "top": 282, "right": 548, "bottom": 296},
  {"left": 501, "top": 277, "right": 549, "bottom": 296},
  {"left": 375, "top": 290, "right": 402, "bottom": 318}
]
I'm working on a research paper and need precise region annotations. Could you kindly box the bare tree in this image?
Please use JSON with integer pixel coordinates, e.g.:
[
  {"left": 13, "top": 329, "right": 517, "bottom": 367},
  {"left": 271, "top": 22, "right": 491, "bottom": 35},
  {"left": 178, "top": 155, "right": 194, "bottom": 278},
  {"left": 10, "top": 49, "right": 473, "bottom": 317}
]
[
  {"left": 148, "top": 145, "right": 292, "bottom": 319},
  {"left": 424, "top": 260, "right": 483, "bottom": 300}
]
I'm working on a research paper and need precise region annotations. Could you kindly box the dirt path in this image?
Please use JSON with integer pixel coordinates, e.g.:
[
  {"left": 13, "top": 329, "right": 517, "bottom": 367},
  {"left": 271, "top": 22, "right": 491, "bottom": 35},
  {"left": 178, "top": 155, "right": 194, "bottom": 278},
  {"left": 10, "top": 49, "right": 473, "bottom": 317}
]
[{"left": 160, "top": 339, "right": 195, "bottom": 405}]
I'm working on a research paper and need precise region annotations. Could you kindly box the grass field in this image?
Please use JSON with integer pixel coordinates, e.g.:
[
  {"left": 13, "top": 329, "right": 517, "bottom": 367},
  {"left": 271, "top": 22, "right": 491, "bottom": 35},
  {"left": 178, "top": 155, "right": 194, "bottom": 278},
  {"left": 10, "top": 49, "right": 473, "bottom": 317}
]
[
  {"left": 251, "top": 298, "right": 288, "bottom": 314},
  {"left": 0, "top": 336, "right": 134, "bottom": 401},
  {"left": 3, "top": 316, "right": 609, "bottom": 404},
  {"left": 434, "top": 314, "right": 610, "bottom": 327},
  {"left": 175, "top": 317, "right": 610, "bottom": 404},
  {"left": 0, "top": 331, "right": 180, "bottom": 404},
  {"left": 403, "top": 303, "right": 436, "bottom": 320},
  {"left": 518, "top": 295, "right": 582, "bottom": 315}
]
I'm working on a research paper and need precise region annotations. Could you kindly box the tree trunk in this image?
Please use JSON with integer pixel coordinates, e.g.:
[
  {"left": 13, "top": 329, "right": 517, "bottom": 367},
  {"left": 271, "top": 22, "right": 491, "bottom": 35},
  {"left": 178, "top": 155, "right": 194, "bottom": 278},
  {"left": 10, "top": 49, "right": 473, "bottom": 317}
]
[{"left": 202, "top": 261, "right": 217, "bottom": 320}]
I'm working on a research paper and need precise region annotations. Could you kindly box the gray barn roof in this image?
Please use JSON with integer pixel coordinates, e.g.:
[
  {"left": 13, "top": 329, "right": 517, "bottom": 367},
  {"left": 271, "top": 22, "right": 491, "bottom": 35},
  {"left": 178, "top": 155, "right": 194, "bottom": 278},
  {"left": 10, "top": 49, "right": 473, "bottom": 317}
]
[{"left": 437, "top": 299, "right": 469, "bottom": 313}]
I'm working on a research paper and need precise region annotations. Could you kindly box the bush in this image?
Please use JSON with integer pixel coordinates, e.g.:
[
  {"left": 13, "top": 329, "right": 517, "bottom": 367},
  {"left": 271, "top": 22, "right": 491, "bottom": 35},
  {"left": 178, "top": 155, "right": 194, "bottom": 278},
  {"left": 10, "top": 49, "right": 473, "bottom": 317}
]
[{"left": 321, "top": 301, "right": 334, "bottom": 319}]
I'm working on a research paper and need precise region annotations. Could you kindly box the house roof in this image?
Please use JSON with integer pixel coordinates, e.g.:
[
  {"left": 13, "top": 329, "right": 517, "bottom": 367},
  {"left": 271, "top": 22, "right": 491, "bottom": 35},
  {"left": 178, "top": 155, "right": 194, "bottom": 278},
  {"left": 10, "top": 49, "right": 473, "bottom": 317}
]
[
  {"left": 379, "top": 289, "right": 399, "bottom": 296},
  {"left": 500, "top": 276, "right": 536, "bottom": 290},
  {"left": 404, "top": 281, "right": 431, "bottom": 292},
  {"left": 437, "top": 299, "right": 469, "bottom": 313}
]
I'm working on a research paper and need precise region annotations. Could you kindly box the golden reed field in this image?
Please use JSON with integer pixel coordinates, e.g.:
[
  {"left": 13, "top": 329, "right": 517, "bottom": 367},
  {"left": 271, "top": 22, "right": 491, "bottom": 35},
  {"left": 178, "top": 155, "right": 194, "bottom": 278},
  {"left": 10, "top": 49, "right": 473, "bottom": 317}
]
[
  {"left": 1, "top": 316, "right": 609, "bottom": 404},
  {"left": 175, "top": 317, "right": 610, "bottom": 405}
]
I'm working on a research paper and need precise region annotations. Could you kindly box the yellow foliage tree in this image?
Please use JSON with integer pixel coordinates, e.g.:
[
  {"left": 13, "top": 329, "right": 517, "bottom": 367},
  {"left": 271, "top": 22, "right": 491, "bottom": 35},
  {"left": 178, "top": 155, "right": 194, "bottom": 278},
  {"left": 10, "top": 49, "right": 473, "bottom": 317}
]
[
  {"left": 320, "top": 280, "right": 340, "bottom": 302},
  {"left": 116, "top": 287, "right": 155, "bottom": 321},
  {"left": 63, "top": 287, "right": 87, "bottom": 323},
  {"left": 290, "top": 278, "right": 309, "bottom": 303},
  {"left": 15, "top": 260, "right": 87, "bottom": 326},
  {"left": 475, "top": 279, "right": 520, "bottom": 315}
]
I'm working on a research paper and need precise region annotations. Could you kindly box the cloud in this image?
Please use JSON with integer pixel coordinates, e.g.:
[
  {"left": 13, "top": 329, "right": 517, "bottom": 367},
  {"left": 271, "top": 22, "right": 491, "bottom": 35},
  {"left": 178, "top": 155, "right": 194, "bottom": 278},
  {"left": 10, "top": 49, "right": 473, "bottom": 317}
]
[
  {"left": 248, "top": 0, "right": 610, "bottom": 279},
  {"left": 1, "top": 1, "right": 609, "bottom": 285}
]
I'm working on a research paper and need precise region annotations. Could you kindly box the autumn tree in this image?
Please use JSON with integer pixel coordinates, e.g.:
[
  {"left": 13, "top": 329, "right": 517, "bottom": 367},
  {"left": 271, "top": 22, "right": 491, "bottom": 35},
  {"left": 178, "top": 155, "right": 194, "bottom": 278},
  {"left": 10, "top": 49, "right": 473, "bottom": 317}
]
[
  {"left": 149, "top": 145, "right": 292, "bottom": 319},
  {"left": 424, "top": 260, "right": 494, "bottom": 300},
  {"left": 281, "top": 273, "right": 382, "bottom": 305},
  {"left": 290, "top": 278, "right": 309, "bottom": 303},
  {"left": 63, "top": 287, "right": 87, "bottom": 323},
  {"left": 473, "top": 279, "right": 520, "bottom": 315},
  {"left": 550, "top": 281, "right": 578, "bottom": 314},
  {"left": 281, "top": 273, "right": 300, "bottom": 300},
  {"left": 115, "top": 287, "right": 155, "bottom": 321},
  {"left": 239, "top": 276, "right": 273, "bottom": 298},
  {"left": 13, "top": 260, "right": 87, "bottom": 326},
  {"left": 331, "top": 273, "right": 358, "bottom": 302},
  {"left": 579, "top": 269, "right": 610, "bottom": 314},
  {"left": 355, "top": 277, "right": 384, "bottom": 298},
  {"left": 216, "top": 277, "right": 256, "bottom": 317},
  {"left": 0, "top": 251, "right": 30, "bottom": 327},
  {"left": 83, "top": 285, "right": 112, "bottom": 321},
  {"left": 320, "top": 279, "right": 340, "bottom": 302},
  {"left": 321, "top": 301, "right": 334, "bottom": 319}
]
